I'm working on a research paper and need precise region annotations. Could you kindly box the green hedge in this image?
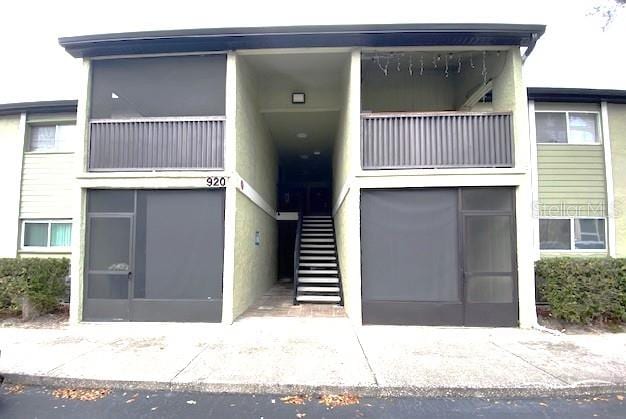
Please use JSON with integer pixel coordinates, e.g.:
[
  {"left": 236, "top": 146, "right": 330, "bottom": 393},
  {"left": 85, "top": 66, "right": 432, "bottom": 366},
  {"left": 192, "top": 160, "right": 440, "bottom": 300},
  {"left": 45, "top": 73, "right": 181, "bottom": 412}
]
[
  {"left": 0, "top": 258, "right": 70, "bottom": 315},
  {"left": 535, "top": 257, "right": 626, "bottom": 324}
]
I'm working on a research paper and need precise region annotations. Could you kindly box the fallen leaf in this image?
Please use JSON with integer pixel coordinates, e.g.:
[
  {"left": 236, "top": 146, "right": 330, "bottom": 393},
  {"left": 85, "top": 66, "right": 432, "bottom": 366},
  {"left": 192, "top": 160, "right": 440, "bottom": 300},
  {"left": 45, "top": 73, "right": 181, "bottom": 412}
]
[
  {"left": 151, "top": 407, "right": 158, "bottom": 411},
  {"left": 52, "top": 388, "right": 111, "bottom": 402},
  {"left": 126, "top": 398, "right": 136, "bottom": 404},
  {"left": 296, "top": 413, "right": 306, "bottom": 418},
  {"left": 538, "top": 402, "right": 548, "bottom": 407},
  {"left": 186, "top": 400, "right": 197, "bottom": 405},
  {"left": 4, "top": 384, "right": 25, "bottom": 395},
  {"left": 318, "top": 394, "right": 360, "bottom": 408},
  {"left": 616, "top": 395, "right": 624, "bottom": 401},
  {"left": 280, "top": 395, "right": 307, "bottom": 405}
]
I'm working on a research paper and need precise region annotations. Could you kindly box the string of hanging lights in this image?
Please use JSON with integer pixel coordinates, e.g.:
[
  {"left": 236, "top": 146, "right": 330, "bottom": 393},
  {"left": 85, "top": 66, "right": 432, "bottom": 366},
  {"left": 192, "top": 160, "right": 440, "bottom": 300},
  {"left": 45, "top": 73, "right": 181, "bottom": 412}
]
[{"left": 368, "top": 51, "right": 499, "bottom": 85}]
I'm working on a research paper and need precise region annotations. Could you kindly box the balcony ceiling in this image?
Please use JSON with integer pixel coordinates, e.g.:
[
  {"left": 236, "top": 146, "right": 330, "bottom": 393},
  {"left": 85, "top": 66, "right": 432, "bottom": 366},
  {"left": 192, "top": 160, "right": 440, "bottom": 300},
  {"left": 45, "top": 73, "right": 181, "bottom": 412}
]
[{"left": 264, "top": 110, "right": 339, "bottom": 158}]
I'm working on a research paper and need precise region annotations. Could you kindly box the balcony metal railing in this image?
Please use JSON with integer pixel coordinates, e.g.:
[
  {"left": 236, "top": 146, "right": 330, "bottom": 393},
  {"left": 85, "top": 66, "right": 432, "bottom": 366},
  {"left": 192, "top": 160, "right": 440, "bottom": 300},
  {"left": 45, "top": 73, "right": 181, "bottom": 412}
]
[
  {"left": 361, "top": 112, "right": 513, "bottom": 170},
  {"left": 88, "top": 116, "right": 225, "bottom": 171}
]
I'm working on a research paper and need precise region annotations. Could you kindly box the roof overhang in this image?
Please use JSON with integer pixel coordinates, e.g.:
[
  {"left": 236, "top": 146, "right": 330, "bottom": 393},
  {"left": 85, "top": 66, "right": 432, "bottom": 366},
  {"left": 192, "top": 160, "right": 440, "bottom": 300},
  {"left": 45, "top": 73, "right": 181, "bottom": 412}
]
[
  {"left": 528, "top": 87, "right": 626, "bottom": 104},
  {"left": 58, "top": 23, "right": 546, "bottom": 58},
  {"left": 0, "top": 100, "right": 78, "bottom": 116}
]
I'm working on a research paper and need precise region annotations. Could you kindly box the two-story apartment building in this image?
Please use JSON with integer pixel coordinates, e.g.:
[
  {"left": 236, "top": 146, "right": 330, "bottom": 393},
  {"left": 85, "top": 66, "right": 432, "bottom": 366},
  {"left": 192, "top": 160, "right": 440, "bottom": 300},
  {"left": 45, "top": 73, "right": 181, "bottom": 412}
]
[{"left": 1, "top": 23, "right": 625, "bottom": 328}]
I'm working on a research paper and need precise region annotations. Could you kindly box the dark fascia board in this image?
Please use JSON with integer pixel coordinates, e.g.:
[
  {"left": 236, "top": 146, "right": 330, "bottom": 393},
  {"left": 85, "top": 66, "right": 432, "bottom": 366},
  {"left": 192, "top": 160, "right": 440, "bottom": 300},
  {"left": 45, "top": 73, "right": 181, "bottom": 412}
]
[
  {"left": 0, "top": 100, "right": 78, "bottom": 116},
  {"left": 58, "top": 23, "right": 546, "bottom": 58},
  {"left": 527, "top": 87, "right": 626, "bottom": 104}
]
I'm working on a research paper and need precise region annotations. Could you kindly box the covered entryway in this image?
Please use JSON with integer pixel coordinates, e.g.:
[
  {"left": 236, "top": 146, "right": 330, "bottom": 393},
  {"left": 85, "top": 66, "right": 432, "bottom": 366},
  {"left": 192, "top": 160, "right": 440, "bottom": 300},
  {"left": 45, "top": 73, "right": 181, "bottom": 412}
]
[
  {"left": 83, "top": 189, "right": 224, "bottom": 322},
  {"left": 361, "top": 187, "right": 518, "bottom": 326}
]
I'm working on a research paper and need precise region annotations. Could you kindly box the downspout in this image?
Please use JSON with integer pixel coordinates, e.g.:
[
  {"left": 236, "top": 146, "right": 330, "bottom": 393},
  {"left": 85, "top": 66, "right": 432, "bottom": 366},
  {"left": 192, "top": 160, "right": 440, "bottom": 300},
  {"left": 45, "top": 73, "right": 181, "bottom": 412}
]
[{"left": 521, "top": 33, "right": 539, "bottom": 64}]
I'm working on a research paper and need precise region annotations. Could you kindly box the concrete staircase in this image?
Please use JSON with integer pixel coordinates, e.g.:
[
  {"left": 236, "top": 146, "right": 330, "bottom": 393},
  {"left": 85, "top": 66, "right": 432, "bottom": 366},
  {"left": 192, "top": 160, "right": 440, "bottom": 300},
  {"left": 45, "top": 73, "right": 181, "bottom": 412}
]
[{"left": 295, "top": 215, "right": 343, "bottom": 304}]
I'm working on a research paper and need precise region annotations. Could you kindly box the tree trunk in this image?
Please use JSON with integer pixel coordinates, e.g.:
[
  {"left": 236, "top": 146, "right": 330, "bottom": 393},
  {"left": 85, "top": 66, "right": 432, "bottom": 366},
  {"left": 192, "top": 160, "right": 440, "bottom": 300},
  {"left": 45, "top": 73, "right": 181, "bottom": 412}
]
[{"left": 21, "top": 296, "right": 40, "bottom": 321}]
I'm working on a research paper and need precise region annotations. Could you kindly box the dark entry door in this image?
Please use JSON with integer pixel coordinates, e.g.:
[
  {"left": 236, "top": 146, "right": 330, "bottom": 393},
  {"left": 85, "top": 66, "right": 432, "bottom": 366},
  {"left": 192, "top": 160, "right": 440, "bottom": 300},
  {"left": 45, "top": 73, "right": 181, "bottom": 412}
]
[
  {"left": 461, "top": 189, "right": 517, "bottom": 326},
  {"left": 84, "top": 214, "right": 134, "bottom": 321},
  {"left": 308, "top": 187, "right": 331, "bottom": 214}
]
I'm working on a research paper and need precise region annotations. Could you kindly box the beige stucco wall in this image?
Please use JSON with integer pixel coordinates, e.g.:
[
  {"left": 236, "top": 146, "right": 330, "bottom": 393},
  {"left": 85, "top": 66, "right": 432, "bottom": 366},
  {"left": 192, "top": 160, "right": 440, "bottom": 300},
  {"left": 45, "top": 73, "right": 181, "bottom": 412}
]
[
  {"left": 609, "top": 103, "right": 626, "bottom": 257},
  {"left": 235, "top": 56, "right": 278, "bottom": 207},
  {"left": 231, "top": 54, "right": 279, "bottom": 319},
  {"left": 232, "top": 192, "right": 277, "bottom": 318},
  {"left": 0, "top": 114, "right": 24, "bottom": 258}
]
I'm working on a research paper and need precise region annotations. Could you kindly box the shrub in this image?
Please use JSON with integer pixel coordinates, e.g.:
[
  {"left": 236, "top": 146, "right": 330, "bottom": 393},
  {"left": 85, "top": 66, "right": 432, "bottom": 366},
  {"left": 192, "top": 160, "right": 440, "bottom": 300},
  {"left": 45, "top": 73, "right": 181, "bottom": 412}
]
[
  {"left": 535, "top": 257, "right": 626, "bottom": 324},
  {"left": 0, "top": 258, "right": 70, "bottom": 315}
]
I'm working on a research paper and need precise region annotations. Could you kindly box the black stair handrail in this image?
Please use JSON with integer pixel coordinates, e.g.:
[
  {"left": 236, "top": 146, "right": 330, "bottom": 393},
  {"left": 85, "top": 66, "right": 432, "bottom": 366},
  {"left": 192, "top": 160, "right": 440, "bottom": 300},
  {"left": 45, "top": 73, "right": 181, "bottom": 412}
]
[
  {"left": 293, "top": 210, "right": 303, "bottom": 305},
  {"left": 331, "top": 217, "right": 345, "bottom": 306}
]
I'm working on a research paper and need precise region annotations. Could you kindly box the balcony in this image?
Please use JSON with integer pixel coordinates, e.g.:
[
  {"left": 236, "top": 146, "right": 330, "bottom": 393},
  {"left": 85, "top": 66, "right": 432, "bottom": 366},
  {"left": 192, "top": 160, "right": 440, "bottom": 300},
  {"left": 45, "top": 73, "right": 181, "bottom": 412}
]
[
  {"left": 88, "top": 117, "right": 225, "bottom": 171},
  {"left": 360, "top": 112, "right": 513, "bottom": 169}
]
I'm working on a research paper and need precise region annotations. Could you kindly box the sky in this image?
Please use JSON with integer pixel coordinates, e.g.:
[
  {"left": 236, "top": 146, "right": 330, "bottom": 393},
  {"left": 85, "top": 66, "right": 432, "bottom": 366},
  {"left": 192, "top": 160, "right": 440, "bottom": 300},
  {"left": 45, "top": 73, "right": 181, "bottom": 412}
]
[{"left": 0, "top": 0, "right": 625, "bottom": 104}]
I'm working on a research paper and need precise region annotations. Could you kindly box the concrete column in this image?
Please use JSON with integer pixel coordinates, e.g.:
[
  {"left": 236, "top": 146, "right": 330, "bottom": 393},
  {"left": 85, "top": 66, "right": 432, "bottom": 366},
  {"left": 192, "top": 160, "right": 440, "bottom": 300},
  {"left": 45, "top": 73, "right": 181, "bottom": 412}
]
[
  {"left": 69, "top": 59, "right": 91, "bottom": 324},
  {"left": 493, "top": 49, "right": 537, "bottom": 328}
]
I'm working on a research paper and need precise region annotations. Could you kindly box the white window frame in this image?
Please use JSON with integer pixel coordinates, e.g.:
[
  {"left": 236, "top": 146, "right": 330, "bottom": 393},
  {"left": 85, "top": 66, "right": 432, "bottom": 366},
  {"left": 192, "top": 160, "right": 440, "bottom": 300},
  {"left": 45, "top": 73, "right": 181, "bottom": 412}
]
[
  {"left": 539, "top": 216, "right": 607, "bottom": 253},
  {"left": 535, "top": 110, "right": 602, "bottom": 145},
  {"left": 26, "top": 123, "right": 76, "bottom": 154},
  {"left": 20, "top": 220, "right": 72, "bottom": 252}
]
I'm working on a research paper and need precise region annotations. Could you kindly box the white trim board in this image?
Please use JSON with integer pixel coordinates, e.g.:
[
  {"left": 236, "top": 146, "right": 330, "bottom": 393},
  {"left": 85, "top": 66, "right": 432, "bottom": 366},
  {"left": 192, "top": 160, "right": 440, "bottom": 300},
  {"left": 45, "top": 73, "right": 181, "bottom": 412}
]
[
  {"left": 234, "top": 174, "right": 276, "bottom": 219},
  {"left": 601, "top": 101, "right": 617, "bottom": 257}
]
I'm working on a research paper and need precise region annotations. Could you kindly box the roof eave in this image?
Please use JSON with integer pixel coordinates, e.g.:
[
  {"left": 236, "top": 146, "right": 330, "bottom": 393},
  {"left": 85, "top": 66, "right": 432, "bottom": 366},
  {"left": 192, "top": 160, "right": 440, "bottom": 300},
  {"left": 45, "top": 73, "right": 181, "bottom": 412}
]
[
  {"left": 58, "top": 23, "right": 546, "bottom": 58},
  {"left": 0, "top": 100, "right": 78, "bottom": 116}
]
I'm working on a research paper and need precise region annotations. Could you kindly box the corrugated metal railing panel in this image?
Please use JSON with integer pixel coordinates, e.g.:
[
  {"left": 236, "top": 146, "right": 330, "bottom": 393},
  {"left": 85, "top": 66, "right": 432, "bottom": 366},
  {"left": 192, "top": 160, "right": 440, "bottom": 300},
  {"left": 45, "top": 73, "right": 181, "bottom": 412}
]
[
  {"left": 89, "top": 119, "right": 225, "bottom": 170},
  {"left": 361, "top": 113, "right": 513, "bottom": 169}
]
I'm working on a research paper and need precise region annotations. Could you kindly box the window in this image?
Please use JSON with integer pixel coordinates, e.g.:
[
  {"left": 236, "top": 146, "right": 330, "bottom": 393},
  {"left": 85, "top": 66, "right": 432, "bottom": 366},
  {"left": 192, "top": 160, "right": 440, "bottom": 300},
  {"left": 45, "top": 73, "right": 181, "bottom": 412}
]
[
  {"left": 90, "top": 55, "right": 226, "bottom": 119},
  {"left": 28, "top": 124, "right": 76, "bottom": 152},
  {"left": 539, "top": 218, "right": 606, "bottom": 251},
  {"left": 22, "top": 221, "right": 72, "bottom": 249},
  {"left": 535, "top": 112, "right": 600, "bottom": 144}
]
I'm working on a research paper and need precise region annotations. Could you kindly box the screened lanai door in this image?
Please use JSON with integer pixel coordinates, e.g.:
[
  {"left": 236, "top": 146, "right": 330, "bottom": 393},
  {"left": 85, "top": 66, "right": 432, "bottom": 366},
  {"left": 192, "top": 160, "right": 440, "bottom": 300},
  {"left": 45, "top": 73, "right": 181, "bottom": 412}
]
[{"left": 83, "top": 189, "right": 225, "bottom": 322}]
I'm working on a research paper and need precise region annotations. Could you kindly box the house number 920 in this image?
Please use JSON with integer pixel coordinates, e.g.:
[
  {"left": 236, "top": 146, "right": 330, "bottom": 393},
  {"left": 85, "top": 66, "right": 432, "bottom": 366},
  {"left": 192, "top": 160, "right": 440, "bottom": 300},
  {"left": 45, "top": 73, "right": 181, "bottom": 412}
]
[{"left": 206, "top": 176, "right": 226, "bottom": 187}]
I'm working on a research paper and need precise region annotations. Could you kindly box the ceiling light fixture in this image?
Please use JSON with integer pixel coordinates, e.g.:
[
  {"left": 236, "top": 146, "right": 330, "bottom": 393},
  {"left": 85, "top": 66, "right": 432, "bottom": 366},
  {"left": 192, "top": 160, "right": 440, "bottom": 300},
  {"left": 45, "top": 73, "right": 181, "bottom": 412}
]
[
  {"left": 313, "top": 151, "right": 321, "bottom": 155},
  {"left": 292, "top": 92, "right": 306, "bottom": 104},
  {"left": 296, "top": 133, "right": 308, "bottom": 139},
  {"left": 299, "top": 154, "right": 309, "bottom": 160}
]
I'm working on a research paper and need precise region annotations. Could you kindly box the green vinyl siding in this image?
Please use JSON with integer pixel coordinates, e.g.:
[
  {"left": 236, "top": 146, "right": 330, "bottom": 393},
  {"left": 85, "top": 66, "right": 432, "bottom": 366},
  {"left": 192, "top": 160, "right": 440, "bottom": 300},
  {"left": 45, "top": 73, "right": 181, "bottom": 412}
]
[
  {"left": 609, "top": 103, "right": 626, "bottom": 257},
  {"left": 537, "top": 144, "right": 607, "bottom": 217}
]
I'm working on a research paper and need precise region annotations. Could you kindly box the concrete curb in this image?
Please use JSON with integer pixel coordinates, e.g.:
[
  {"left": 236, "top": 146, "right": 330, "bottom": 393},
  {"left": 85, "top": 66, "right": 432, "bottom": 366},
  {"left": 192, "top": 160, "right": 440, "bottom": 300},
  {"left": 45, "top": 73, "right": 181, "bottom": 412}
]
[{"left": 3, "top": 374, "right": 625, "bottom": 399}]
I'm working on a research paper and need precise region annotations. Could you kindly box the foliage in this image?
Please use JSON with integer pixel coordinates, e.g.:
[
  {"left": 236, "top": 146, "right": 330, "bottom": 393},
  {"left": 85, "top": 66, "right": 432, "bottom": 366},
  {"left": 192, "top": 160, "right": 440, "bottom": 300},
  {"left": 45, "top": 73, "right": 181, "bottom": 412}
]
[
  {"left": 535, "top": 257, "right": 626, "bottom": 324},
  {"left": 590, "top": 0, "right": 626, "bottom": 30},
  {"left": 0, "top": 258, "right": 69, "bottom": 315}
]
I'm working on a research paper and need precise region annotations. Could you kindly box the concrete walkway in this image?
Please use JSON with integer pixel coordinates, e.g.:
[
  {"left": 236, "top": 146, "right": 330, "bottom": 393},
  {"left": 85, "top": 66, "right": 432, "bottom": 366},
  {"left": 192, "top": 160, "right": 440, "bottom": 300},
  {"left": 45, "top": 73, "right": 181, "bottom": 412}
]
[{"left": 1, "top": 317, "right": 625, "bottom": 397}]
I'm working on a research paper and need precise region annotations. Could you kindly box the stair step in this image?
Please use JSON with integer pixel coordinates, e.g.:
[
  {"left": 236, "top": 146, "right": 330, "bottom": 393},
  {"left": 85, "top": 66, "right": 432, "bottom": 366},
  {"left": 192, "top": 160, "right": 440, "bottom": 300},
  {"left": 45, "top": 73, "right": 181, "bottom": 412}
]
[
  {"left": 300, "top": 256, "right": 337, "bottom": 260},
  {"left": 301, "top": 233, "right": 333, "bottom": 237},
  {"left": 297, "top": 286, "right": 340, "bottom": 293},
  {"left": 303, "top": 216, "right": 332, "bottom": 219},
  {"left": 302, "top": 228, "right": 333, "bottom": 232},
  {"left": 301, "top": 238, "right": 334, "bottom": 243},
  {"left": 298, "top": 277, "right": 339, "bottom": 283},
  {"left": 301, "top": 249, "right": 335, "bottom": 254},
  {"left": 296, "top": 295, "right": 341, "bottom": 303},
  {"left": 303, "top": 220, "right": 332, "bottom": 224},
  {"left": 300, "top": 262, "right": 337, "bottom": 267},
  {"left": 298, "top": 269, "right": 338, "bottom": 275}
]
